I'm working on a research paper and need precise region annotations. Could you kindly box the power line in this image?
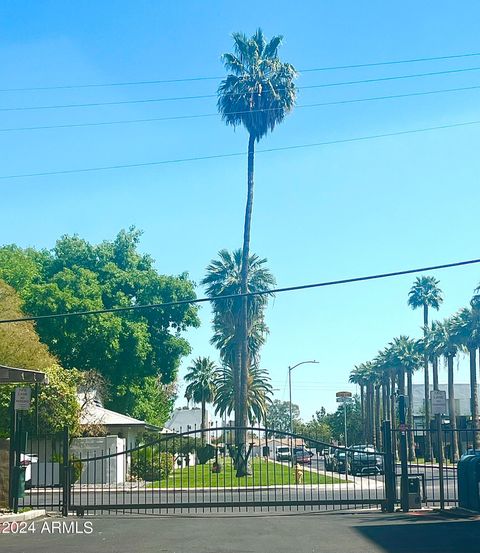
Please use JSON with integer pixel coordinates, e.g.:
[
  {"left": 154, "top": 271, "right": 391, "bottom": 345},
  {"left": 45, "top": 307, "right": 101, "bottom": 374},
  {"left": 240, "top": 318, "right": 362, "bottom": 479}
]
[
  {"left": 1, "top": 117, "right": 479, "bottom": 180},
  {"left": 2, "top": 83, "right": 480, "bottom": 134},
  {"left": 1, "top": 258, "right": 479, "bottom": 324},
  {"left": 3, "top": 65, "right": 480, "bottom": 113},
  {"left": 3, "top": 51, "right": 480, "bottom": 92}
]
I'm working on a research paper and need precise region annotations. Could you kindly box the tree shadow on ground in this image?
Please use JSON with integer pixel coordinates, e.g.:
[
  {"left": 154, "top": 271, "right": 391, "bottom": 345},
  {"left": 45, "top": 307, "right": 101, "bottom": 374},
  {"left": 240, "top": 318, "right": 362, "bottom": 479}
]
[{"left": 354, "top": 520, "right": 480, "bottom": 553}]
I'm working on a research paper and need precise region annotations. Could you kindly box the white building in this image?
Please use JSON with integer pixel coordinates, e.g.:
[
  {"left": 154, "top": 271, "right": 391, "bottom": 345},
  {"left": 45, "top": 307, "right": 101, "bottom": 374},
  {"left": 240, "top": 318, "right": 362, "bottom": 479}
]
[
  {"left": 412, "top": 384, "right": 479, "bottom": 417},
  {"left": 165, "top": 407, "right": 213, "bottom": 440}
]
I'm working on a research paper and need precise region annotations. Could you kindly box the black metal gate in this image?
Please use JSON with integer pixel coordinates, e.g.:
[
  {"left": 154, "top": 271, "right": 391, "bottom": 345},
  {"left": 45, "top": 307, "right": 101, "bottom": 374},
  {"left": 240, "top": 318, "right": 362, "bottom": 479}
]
[{"left": 66, "top": 427, "right": 387, "bottom": 515}]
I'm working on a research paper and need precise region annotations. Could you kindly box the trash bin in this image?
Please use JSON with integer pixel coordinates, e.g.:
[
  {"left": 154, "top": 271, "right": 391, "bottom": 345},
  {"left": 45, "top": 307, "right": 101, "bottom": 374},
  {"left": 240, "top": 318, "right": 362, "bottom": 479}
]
[
  {"left": 12, "top": 466, "right": 26, "bottom": 499},
  {"left": 467, "top": 456, "right": 480, "bottom": 511},
  {"left": 458, "top": 455, "right": 473, "bottom": 509},
  {"left": 407, "top": 476, "right": 422, "bottom": 509}
]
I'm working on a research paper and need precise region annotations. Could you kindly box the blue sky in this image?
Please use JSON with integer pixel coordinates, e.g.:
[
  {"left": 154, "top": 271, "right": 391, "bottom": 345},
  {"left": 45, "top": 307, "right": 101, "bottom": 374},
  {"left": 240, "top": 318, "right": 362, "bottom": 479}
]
[{"left": 1, "top": 1, "right": 480, "bottom": 418}]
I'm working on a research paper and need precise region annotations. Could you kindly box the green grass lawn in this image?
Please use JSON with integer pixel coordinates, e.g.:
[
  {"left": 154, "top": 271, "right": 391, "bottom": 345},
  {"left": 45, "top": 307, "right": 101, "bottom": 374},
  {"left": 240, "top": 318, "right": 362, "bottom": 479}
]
[{"left": 148, "top": 459, "right": 343, "bottom": 488}]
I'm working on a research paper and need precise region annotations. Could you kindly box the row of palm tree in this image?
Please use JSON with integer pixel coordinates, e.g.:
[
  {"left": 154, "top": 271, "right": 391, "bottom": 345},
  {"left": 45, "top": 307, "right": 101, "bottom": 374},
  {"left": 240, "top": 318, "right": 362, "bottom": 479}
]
[{"left": 350, "top": 276, "right": 480, "bottom": 462}]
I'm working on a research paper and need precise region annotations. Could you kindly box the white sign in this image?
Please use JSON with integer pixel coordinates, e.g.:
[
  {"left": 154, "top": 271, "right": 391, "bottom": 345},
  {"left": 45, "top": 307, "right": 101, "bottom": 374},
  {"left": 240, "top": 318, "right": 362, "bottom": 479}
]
[
  {"left": 14, "top": 387, "right": 32, "bottom": 410},
  {"left": 336, "top": 397, "right": 354, "bottom": 403},
  {"left": 431, "top": 390, "right": 447, "bottom": 415}
]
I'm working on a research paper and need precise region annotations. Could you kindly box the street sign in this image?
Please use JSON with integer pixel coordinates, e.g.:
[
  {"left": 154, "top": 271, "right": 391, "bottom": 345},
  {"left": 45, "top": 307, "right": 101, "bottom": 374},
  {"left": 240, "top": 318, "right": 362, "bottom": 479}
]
[
  {"left": 431, "top": 390, "right": 447, "bottom": 415},
  {"left": 336, "top": 391, "right": 352, "bottom": 398},
  {"left": 336, "top": 397, "right": 354, "bottom": 403},
  {"left": 14, "top": 387, "right": 31, "bottom": 411}
]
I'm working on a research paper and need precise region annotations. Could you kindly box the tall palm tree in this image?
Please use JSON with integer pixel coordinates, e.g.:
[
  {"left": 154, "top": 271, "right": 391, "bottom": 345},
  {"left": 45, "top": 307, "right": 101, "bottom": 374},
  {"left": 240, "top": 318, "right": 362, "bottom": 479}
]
[
  {"left": 450, "top": 306, "right": 480, "bottom": 448},
  {"left": 218, "top": 30, "right": 297, "bottom": 439},
  {"left": 184, "top": 357, "right": 218, "bottom": 435},
  {"left": 202, "top": 249, "right": 275, "bottom": 475},
  {"left": 431, "top": 319, "right": 460, "bottom": 461},
  {"left": 349, "top": 365, "right": 368, "bottom": 442},
  {"left": 214, "top": 364, "right": 273, "bottom": 425},
  {"left": 408, "top": 276, "right": 443, "bottom": 460},
  {"left": 388, "top": 336, "right": 422, "bottom": 460}
]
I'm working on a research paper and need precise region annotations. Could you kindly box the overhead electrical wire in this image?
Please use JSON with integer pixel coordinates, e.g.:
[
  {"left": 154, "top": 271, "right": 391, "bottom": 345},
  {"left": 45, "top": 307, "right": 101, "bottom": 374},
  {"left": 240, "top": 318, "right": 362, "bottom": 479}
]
[
  {"left": 2, "top": 50, "right": 480, "bottom": 92},
  {"left": 3, "top": 65, "right": 480, "bottom": 113},
  {"left": 0, "top": 258, "right": 479, "bottom": 324},
  {"left": 1, "top": 84, "right": 479, "bottom": 134},
  {"left": 1, "top": 117, "right": 479, "bottom": 180}
]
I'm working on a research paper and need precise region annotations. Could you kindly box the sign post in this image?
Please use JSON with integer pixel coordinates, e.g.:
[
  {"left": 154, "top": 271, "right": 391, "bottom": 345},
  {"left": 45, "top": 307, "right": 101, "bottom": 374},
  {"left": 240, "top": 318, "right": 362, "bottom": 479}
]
[
  {"left": 336, "top": 392, "right": 353, "bottom": 448},
  {"left": 431, "top": 390, "right": 446, "bottom": 509}
]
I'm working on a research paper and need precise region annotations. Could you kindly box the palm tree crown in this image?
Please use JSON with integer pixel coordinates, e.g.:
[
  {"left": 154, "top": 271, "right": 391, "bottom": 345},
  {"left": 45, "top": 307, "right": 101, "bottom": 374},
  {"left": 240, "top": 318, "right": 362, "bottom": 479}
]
[
  {"left": 217, "top": 29, "right": 297, "bottom": 141},
  {"left": 408, "top": 276, "right": 443, "bottom": 312},
  {"left": 202, "top": 249, "right": 275, "bottom": 369},
  {"left": 214, "top": 364, "right": 273, "bottom": 424},
  {"left": 184, "top": 357, "right": 218, "bottom": 407}
]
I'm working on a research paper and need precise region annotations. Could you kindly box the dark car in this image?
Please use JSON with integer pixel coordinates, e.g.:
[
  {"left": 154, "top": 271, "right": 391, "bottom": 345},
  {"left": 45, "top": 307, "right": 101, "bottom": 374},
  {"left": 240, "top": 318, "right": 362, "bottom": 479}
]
[
  {"left": 332, "top": 450, "right": 349, "bottom": 473},
  {"left": 293, "top": 448, "right": 313, "bottom": 465},
  {"left": 348, "top": 446, "right": 383, "bottom": 476},
  {"left": 460, "top": 448, "right": 480, "bottom": 460}
]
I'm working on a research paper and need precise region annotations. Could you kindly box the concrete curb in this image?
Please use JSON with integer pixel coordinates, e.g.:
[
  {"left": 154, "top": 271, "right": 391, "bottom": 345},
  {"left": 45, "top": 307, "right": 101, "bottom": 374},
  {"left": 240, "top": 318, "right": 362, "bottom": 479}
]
[{"left": 0, "top": 509, "right": 46, "bottom": 523}]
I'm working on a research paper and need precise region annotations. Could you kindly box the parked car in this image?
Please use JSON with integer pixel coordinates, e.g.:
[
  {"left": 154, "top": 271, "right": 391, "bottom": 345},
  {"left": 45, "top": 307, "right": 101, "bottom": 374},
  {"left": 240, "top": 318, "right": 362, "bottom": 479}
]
[
  {"left": 275, "top": 446, "right": 292, "bottom": 462},
  {"left": 324, "top": 447, "right": 337, "bottom": 471},
  {"left": 348, "top": 446, "right": 383, "bottom": 476},
  {"left": 293, "top": 448, "right": 313, "bottom": 465},
  {"left": 460, "top": 448, "right": 480, "bottom": 460},
  {"left": 332, "top": 450, "right": 349, "bottom": 473},
  {"left": 20, "top": 453, "right": 38, "bottom": 488}
]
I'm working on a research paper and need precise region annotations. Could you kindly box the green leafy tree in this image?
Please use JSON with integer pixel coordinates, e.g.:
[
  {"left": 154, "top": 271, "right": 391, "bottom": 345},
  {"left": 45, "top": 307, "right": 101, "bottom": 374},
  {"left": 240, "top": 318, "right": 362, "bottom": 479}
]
[
  {"left": 408, "top": 276, "right": 443, "bottom": 459},
  {"left": 184, "top": 357, "right": 218, "bottom": 432},
  {"left": 265, "top": 399, "right": 300, "bottom": 436},
  {"left": 0, "top": 229, "right": 200, "bottom": 421},
  {"left": 218, "top": 30, "right": 297, "bottom": 449},
  {"left": 0, "top": 280, "right": 80, "bottom": 436}
]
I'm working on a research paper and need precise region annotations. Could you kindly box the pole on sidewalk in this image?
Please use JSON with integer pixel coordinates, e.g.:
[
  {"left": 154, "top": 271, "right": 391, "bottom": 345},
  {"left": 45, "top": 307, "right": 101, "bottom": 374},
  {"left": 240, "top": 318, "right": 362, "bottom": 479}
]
[
  {"left": 62, "top": 426, "right": 70, "bottom": 517},
  {"left": 436, "top": 414, "right": 445, "bottom": 510},
  {"left": 398, "top": 395, "right": 409, "bottom": 512},
  {"left": 382, "top": 420, "right": 396, "bottom": 512}
]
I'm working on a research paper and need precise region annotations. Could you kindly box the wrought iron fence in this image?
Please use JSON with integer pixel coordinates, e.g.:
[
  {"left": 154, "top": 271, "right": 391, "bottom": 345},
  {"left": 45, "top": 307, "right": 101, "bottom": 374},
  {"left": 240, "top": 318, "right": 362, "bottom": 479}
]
[{"left": 66, "top": 426, "right": 387, "bottom": 515}]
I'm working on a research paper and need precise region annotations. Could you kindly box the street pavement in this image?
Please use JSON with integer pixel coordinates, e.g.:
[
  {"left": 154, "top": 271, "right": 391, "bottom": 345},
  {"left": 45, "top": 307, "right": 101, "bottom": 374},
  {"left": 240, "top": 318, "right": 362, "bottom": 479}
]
[{"left": 1, "top": 510, "right": 479, "bottom": 553}]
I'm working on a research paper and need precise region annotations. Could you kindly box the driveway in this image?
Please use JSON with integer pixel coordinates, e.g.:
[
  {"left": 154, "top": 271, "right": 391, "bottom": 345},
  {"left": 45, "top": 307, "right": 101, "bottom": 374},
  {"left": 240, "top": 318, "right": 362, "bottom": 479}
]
[{"left": 2, "top": 510, "right": 479, "bottom": 553}]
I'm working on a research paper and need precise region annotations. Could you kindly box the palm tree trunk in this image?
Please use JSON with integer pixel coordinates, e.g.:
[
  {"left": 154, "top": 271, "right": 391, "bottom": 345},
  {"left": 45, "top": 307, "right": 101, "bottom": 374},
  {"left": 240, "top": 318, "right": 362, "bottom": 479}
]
[
  {"left": 237, "top": 132, "right": 256, "bottom": 476},
  {"left": 447, "top": 355, "right": 459, "bottom": 462},
  {"left": 370, "top": 383, "right": 376, "bottom": 445},
  {"left": 365, "top": 383, "right": 372, "bottom": 444},
  {"left": 432, "top": 357, "right": 439, "bottom": 391},
  {"left": 375, "top": 385, "right": 382, "bottom": 449},
  {"left": 471, "top": 349, "right": 480, "bottom": 448},
  {"left": 390, "top": 373, "right": 398, "bottom": 460},
  {"left": 360, "top": 384, "right": 365, "bottom": 442},
  {"left": 407, "top": 370, "right": 415, "bottom": 460},
  {"left": 382, "top": 382, "right": 388, "bottom": 422},
  {"left": 423, "top": 305, "right": 432, "bottom": 461},
  {"left": 201, "top": 394, "right": 207, "bottom": 442}
]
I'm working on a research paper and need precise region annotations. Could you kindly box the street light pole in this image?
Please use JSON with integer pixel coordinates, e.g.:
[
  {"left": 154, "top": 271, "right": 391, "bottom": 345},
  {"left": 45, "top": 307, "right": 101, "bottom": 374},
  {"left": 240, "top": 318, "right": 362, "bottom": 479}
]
[{"left": 288, "top": 360, "right": 319, "bottom": 436}]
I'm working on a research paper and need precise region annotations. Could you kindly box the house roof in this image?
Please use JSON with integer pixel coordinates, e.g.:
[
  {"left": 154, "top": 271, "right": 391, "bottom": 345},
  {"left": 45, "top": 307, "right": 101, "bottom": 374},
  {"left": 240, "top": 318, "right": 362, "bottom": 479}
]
[
  {"left": 0, "top": 364, "right": 48, "bottom": 384},
  {"left": 78, "top": 392, "right": 169, "bottom": 433},
  {"left": 165, "top": 407, "right": 211, "bottom": 432}
]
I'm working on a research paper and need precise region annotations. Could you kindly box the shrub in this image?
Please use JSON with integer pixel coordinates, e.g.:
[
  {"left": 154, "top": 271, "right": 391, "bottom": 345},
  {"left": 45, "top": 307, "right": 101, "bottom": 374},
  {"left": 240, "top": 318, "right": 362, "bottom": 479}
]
[{"left": 130, "top": 447, "right": 173, "bottom": 481}]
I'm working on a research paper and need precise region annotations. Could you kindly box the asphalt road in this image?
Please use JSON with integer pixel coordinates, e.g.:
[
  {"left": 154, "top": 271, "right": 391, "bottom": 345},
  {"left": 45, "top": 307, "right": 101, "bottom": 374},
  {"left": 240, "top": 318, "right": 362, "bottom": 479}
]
[{"left": 2, "top": 510, "right": 479, "bottom": 553}]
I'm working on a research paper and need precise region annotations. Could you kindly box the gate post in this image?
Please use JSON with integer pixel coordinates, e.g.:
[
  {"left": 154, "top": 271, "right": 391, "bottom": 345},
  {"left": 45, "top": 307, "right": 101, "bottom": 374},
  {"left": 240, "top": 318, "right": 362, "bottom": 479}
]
[
  {"left": 398, "top": 396, "right": 410, "bottom": 512},
  {"left": 382, "top": 420, "right": 396, "bottom": 512},
  {"left": 61, "top": 426, "right": 70, "bottom": 517}
]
